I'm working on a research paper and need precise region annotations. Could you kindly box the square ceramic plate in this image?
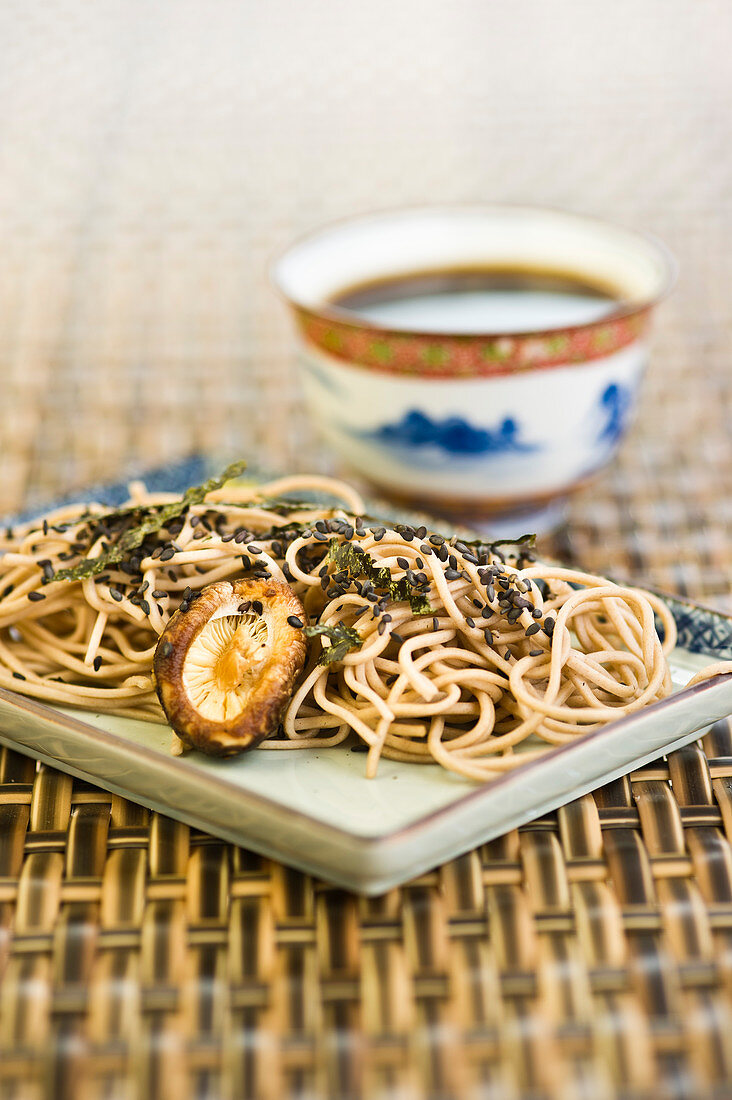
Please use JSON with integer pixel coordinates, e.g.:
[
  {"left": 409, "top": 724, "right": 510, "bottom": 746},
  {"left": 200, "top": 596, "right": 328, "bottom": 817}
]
[{"left": 2, "top": 458, "right": 732, "bottom": 894}]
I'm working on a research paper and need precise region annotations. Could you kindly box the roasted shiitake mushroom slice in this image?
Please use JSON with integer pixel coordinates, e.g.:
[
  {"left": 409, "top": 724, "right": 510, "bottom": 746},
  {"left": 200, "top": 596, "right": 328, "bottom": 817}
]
[{"left": 153, "top": 579, "right": 308, "bottom": 756}]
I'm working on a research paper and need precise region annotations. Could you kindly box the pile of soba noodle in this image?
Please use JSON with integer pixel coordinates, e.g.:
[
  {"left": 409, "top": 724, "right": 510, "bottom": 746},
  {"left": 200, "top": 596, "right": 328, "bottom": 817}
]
[{"left": 0, "top": 466, "right": 726, "bottom": 781}]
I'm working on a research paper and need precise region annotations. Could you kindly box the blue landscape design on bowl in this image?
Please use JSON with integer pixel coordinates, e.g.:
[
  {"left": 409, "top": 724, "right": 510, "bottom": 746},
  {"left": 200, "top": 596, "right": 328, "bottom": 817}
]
[
  {"left": 597, "top": 382, "right": 634, "bottom": 446},
  {"left": 365, "top": 410, "right": 538, "bottom": 457}
]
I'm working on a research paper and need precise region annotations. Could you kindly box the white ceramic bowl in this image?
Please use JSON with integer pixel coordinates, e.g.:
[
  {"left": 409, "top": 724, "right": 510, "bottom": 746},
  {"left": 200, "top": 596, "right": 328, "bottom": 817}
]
[{"left": 272, "top": 205, "right": 675, "bottom": 534}]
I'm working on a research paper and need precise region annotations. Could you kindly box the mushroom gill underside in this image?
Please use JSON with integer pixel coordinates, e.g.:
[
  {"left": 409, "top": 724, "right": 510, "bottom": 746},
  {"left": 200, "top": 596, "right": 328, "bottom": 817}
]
[
  {"left": 181, "top": 610, "right": 270, "bottom": 722},
  {"left": 152, "top": 578, "right": 309, "bottom": 756}
]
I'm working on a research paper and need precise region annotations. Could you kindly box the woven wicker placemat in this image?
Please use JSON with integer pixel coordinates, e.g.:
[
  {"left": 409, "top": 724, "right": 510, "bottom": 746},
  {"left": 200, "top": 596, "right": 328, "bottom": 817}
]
[{"left": 2, "top": 722, "right": 732, "bottom": 1100}]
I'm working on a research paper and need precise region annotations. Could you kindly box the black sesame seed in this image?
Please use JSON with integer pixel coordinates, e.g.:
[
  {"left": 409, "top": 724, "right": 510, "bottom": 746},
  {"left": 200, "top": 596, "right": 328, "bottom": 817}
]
[
  {"left": 139, "top": 600, "right": 151, "bottom": 616},
  {"left": 397, "top": 526, "right": 415, "bottom": 541},
  {"left": 251, "top": 600, "right": 263, "bottom": 615},
  {"left": 152, "top": 589, "right": 167, "bottom": 600},
  {"left": 247, "top": 544, "right": 263, "bottom": 555},
  {"left": 378, "top": 619, "right": 387, "bottom": 635},
  {"left": 415, "top": 557, "right": 424, "bottom": 569},
  {"left": 391, "top": 632, "right": 404, "bottom": 645},
  {"left": 287, "top": 615, "right": 304, "bottom": 629},
  {"left": 159, "top": 547, "right": 175, "bottom": 562},
  {"left": 529, "top": 649, "right": 544, "bottom": 657},
  {"left": 532, "top": 607, "right": 543, "bottom": 619},
  {"left": 397, "top": 557, "right": 409, "bottom": 570},
  {"left": 429, "top": 534, "right": 444, "bottom": 547},
  {"left": 466, "top": 617, "right": 476, "bottom": 628},
  {"left": 372, "top": 528, "right": 386, "bottom": 541},
  {"left": 221, "top": 533, "right": 234, "bottom": 543},
  {"left": 416, "top": 526, "right": 427, "bottom": 539},
  {"left": 525, "top": 622, "right": 541, "bottom": 636},
  {"left": 109, "top": 588, "right": 123, "bottom": 602},
  {"left": 37, "top": 559, "right": 54, "bottom": 581},
  {"left": 544, "top": 617, "right": 555, "bottom": 635},
  {"left": 444, "top": 568, "right": 461, "bottom": 580},
  {"left": 12, "top": 671, "right": 26, "bottom": 680},
  {"left": 484, "top": 629, "right": 494, "bottom": 645},
  {"left": 27, "top": 591, "right": 46, "bottom": 602},
  {"left": 93, "top": 656, "right": 102, "bottom": 672}
]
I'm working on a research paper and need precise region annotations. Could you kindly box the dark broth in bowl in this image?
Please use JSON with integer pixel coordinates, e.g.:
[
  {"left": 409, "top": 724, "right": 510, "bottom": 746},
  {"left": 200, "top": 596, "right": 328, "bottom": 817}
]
[{"left": 330, "top": 266, "right": 624, "bottom": 334}]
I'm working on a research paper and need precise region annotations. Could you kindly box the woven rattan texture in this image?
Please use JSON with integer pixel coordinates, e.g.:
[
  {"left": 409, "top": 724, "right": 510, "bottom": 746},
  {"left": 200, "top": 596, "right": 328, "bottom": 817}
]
[{"left": 2, "top": 723, "right": 732, "bottom": 1100}]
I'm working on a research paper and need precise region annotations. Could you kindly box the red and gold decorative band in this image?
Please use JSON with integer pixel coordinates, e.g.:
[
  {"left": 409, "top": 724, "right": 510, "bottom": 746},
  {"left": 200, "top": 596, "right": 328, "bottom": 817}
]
[{"left": 295, "top": 307, "right": 651, "bottom": 378}]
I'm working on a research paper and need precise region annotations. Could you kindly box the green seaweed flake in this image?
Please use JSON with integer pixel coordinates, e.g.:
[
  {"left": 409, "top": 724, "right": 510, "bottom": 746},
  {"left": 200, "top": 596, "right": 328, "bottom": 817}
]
[
  {"left": 304, "top": 622, "right": 362, "bottom": 665},
  {"left": 50, "top": 460, "right": 248, "bottom": 582},
  {"left": 327, "top": 539, "right": 433, "bottom": 614}
]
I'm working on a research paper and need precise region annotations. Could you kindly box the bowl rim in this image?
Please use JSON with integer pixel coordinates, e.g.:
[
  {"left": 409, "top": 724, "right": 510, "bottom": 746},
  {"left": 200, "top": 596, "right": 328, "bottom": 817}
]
[{"left": 270, "top": 202, "right": 678, "bottom": 343}]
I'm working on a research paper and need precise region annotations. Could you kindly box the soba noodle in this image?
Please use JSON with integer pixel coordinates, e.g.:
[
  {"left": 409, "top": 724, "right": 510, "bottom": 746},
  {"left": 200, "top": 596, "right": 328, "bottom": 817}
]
[{"left": 0, "top": 470, "right": 725, "bottom": 781}]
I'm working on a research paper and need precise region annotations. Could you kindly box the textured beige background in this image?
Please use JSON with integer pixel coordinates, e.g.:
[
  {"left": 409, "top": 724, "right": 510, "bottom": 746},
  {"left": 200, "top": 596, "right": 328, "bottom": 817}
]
[{"left": 0, "top": 0, "right": 730, "bottom": 603}]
